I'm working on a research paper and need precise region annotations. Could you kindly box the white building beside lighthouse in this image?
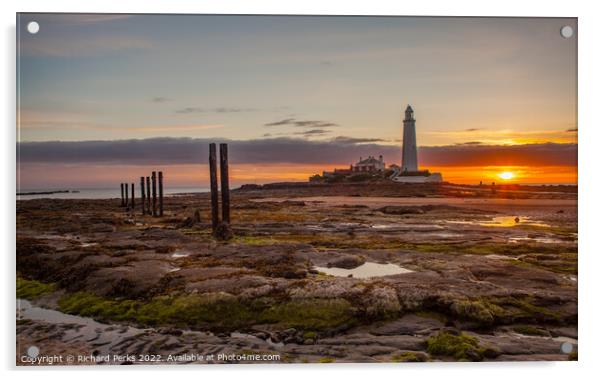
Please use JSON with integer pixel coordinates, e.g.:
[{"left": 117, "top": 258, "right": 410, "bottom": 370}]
[{"left": 393, "top": 105, "right": 443, "bottom": 183}]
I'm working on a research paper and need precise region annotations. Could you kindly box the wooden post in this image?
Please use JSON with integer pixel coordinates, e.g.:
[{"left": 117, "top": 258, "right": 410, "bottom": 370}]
[
  {"left": 124, "top": 182, "right": 129, "bottom": 208},
  {"left": 120, "top": 183, "right": 124, "bottom": 207},
  {"left": 146, "top": 176, "right": 151, "bottom": 214},
  {"left": 151, "top": 171, "right": 157, "bottom": 217},
  {"left": 209, "top": 143, "right": 219, "bottom": 231},
  {"left": 219, "top": 143, "right": 230, "bottom": 224},
  {"left": 158, "top": 171, "right": 164, "bottom": 216},
  {"left": 140, "top": 177, "right": 146, "bottom": 215},
  {"left": 131, "top": 183, "right": 135, "bottom": 209}
]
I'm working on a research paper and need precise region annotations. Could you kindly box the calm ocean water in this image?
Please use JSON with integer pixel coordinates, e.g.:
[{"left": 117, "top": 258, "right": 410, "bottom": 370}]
[{"left": 17, "top": 187, "right": 210, "bottom": 200}]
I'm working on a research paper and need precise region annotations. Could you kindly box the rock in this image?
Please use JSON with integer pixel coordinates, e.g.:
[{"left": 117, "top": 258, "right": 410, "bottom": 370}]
[
  {"left": 89, "top": 223, "right": 115, "bottom": 233},
  {"left": 157, "top": 327, "right": 183, "bottom": 336},
  {"left": 253, "top": 332, "right": 268, "bottom": 340},
  {"left": 282, "top": 270, "right": 307, "bottom": 279},
  {"left": 84, "top": 260, "right": 176, "bottom": 297},
  {"left": 441, "top": 327, "right": 461, "bottom": 336},
  {"left": 214, "top": 222, "right": 233, "bottom": 240},
  {"left": 465, "top": 348, "right": 483, "bottom": 361},
  {"left": 326, "top": 254, "right": 365, "bottom": 269},
  {"left": 361, "top": 286, "right": 402, "bottom": 317},
  {"left": 238, "top": 184, "right": 262, "bottom": 191},
  {"left": 181, "top": 217, "right": 194, "bottom": 227},
  {"left": 193, "top": 209, "right": 202, "bottom": 223},
  {"left": 284, "top": 336, "right": 297, "bottom": 344},
  {"left": 483, "top": 347, "right": 501, "bottom": 359},
  {"left": 369, "top": 314, "right": 443, "bottom": 336},
  {"left": 378, "top": 206, "right": 425, "bottom": 215},
  {"left": 282, "top": 200, "right": 306, "bottom": 206}
]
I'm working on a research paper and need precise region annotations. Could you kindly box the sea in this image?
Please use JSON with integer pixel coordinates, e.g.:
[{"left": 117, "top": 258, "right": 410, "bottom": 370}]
[{"left": 17, "top": 187, "right": 210, "bottom": 200}]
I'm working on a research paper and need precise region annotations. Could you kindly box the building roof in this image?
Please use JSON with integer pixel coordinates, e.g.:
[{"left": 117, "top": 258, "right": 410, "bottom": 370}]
[
  {"left": 357, "top": 156, "right": 381, "bottom": 165},
  {"left": 405, "top": 104, "right": 413, "bottom": 112}
]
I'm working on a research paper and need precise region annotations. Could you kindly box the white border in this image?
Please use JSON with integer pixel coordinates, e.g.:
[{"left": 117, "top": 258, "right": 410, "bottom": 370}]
[{"left": 3, "top": 1, "right": 601, "bottom": 378}]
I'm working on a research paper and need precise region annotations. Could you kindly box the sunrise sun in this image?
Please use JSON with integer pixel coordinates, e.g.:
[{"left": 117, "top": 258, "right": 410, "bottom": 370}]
[{"left": 498, "top": 171, "right": 515, "bottom": 180}]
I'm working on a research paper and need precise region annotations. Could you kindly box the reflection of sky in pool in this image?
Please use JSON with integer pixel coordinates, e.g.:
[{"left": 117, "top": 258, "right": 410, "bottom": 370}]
[
  {"left": 509, "top": 236, "right": 574, "bottom": 244},
  {"left": 314, "top": 262, "right": 412, "bottom": 279},
  {"left": 446, "top": 216, "right": 550, "bottom": 228}
]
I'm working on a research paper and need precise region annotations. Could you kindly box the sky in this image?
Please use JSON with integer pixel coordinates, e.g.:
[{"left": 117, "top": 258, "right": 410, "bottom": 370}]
[{"left": 17, "top": 14, "right": 577, "bottom": 188}]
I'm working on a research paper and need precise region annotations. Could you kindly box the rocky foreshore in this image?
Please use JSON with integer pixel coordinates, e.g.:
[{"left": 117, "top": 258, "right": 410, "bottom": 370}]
[{"left": 16, "top": 182, "right": 578, "bottom": 364}]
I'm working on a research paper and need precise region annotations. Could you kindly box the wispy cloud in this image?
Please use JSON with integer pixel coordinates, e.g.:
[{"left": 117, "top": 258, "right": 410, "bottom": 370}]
[
  {"left": 151, "top": 97, "right": 171, "bottom": 103},
  {"left": 293, "top": 129, "right": 331, "bottom": 137},
  {"left": 125, "top": 125, "right": 223, "bottom": 133},
  {"left": 19, "top": 112, "right": 222, "bottom": 134},
  {"left": 22, "top": 35, "right": 152, "bottom": 57},
  {"left": 332, "top": 136, "right": 387, "bottom": 144},
  {"left": 175, "top": 107, "right": 257, "bottom": 114},
  {"left": 264, "top": 118, "right": 338, "bottom": 128}
]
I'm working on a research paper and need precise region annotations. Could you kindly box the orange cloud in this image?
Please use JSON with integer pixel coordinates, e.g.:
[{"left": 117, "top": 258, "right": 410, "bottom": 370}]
[{"left": 423, "top": 128, "right": 578, "bottom": 145}]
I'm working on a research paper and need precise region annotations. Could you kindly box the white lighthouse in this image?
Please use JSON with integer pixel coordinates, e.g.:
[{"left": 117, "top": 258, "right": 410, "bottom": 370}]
[
  {"left": 393, "top": 104, "right": 443, "bottom": 183},
  {"left": 401, "top": 105, "right": 418, "bottom": 172}
]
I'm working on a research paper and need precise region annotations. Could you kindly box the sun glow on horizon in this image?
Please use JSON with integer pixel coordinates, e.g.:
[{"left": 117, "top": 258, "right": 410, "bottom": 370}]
[{"left": 498, "top": 171, "right": 516, "bottom": 180}]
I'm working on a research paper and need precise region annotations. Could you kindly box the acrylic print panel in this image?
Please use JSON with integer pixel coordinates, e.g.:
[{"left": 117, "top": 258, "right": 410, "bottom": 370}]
[{"left": 16, "top": 14, "right": 577, "bottom": 365}]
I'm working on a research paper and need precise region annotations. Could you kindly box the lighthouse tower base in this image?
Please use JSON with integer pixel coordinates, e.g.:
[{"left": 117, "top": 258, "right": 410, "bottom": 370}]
[{"left": 392, "top": 170, "right": 443, "bottom": 183}]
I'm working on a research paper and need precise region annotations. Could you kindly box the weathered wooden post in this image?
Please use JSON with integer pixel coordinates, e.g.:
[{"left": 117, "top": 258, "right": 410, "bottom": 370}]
[
  {"left": 158, "top": 171, "right": 164, "bottom": 216},
  {"left": 131, "top": 183, "right": 135, "bottom": 209},
  {"left": 140, "top": 177, "right": 146, "bottom": 215},
  {"left": 151, "top": 171, "right": 157, "bottom": 217},
  {"left": 120, "top": 183, "right": 125, "bottom": 207},
  {"left": 219, "top": 143, "right": 230, "bottom": 224},
  {"left": 146, "top": 176, "right": 151, "bottom": 214},
  {"left": 209, "top": 143, "right": 219, "bottom": 231},
  {"left": 124, "top": 182, "right": 129, "bottom": 208}
]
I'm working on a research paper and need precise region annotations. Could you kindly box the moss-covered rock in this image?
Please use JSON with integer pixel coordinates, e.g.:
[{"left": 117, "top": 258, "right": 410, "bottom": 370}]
[
  {"left": 57, "top": 291, "right": 356, "bottom": 332},
  {"left": 450, "top": 299, "right": 503, "bottom": 326},
  {"left": 426, "top": 331, "right": 487, "bottom": 361},
  {"left": 262, "top": 298, "right": 355, "bottom": 331},
  {"left": 317, "top": 357, "right": 335, "bottom": 363},
  {"left": 391, "top": 351, "right": 428, "bottom": 362},
  {"left": 16, "top": 277, "right": 56, "bottom": 299}
]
